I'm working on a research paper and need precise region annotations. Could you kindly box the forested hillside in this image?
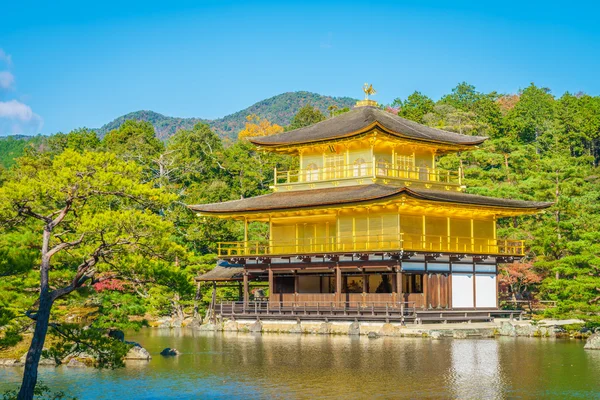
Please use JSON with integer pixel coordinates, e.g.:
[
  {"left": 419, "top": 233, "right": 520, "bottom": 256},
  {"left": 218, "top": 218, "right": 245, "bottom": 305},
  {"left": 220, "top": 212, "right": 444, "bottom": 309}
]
[
  {"left": 1, "top": 83, "right": 600, "bottom": 363},
  {"left": 95, "top": 91, "right": 357, "bottom": 140}
]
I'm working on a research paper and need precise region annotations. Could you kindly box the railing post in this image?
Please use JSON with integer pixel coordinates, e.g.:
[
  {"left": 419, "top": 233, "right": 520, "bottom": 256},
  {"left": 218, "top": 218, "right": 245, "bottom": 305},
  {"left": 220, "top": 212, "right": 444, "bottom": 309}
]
[{"left": 273, "top": 167, "right": 277, "bottom": 186}]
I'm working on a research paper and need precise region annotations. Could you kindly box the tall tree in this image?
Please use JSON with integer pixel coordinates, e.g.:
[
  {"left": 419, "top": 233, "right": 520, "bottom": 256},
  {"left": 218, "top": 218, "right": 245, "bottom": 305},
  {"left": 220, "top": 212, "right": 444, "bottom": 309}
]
[
  {"left": 287, "top": 104, "right": 326, "bottom": 130},
  {"left": 392, "top": 91, "right": 435, "bottom": 123},
  {"left": 0, "top": 149, "right": 179, "bottom": 400},
  {"left": 505, "top": 83, "right": 555, "bottom": 143}
]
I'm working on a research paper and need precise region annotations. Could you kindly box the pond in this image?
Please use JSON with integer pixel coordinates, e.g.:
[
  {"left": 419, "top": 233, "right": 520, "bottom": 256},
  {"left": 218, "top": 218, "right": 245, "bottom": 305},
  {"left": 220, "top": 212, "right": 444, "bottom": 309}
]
[{"left": 1, "top": 329, "right": 600, "bottom": 399}]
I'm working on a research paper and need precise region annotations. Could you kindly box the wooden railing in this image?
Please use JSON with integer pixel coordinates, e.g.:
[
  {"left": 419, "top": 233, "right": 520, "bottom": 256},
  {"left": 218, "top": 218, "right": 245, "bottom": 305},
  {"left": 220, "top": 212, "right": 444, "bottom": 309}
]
[
  {"left": 274, "top": 161, "right": 461, "bottom": 187},
  {"left": 217, "top": 234, "right": 525, "bottom": 257},
  {"left": 217, "top": 300, "right": 418, "bottom": 321}
]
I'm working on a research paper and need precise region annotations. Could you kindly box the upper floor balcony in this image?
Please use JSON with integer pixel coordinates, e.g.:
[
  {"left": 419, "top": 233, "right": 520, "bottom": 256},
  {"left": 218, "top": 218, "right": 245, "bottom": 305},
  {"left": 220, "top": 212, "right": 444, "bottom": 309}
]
[
  {"left": 273, "top": 159, "right": 463, "bottom": 191},
  {"left": 217, "top": 234, "right": 525, "bottom": 258}
]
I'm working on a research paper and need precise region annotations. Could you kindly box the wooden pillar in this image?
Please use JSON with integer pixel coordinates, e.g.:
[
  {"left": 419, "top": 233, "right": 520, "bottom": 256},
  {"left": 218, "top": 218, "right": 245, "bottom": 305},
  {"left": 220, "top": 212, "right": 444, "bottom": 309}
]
[
  {"left": 396, "top": 266, "right": 403, "bottom": 305},
  {"left": 362, "top": 271, "right": 368, "bottom": 306},
  {"left": 211, "top": 282, "right": 217, "bottom": 323},
  {"left": 423, "top": 273, "right": 429, "bottom": 309},
  {"left": 268, "top": 268, "right": 274, "bottom": 303},
  {"left": 243, "top": 272, "right": 249, "bottom": 307},
  {"left": 448, "top": 273, "right": 453, "bottom": 309},
  {"left": 335, "top": 264, "right": 342, "bottom": 305},
  {"left": 244, "top": 217, "right": 249, "bottom": 255},
  {"left": 268, "top": 214, "right": 273, "bottom": 254},
  {"left": 294, "top": 270, "right": 299, "bottom": 305}
]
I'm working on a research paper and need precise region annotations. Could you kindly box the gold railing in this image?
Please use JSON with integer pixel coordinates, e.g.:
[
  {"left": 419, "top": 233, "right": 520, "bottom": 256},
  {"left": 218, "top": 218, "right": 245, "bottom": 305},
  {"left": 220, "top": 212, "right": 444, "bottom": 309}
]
[
  {"left": 274, "top": 162, "right": 461, "bottom": 186},
  {"left": 217, "top": 234, "right": 525, "bottom": 257}
]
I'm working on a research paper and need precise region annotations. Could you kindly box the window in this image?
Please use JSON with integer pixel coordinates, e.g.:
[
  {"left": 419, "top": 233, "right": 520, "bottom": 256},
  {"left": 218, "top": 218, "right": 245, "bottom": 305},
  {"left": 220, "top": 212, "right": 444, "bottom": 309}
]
[
  {"left": 325, "top": 155, "right": 344, "bottom": 179},
  {"left": 376, "top": 159, "right": 389, "bottom": 177},
  {"left": 305, "top": 163, "right": 319, "bottom": 182},
  {"left": 402, "top": 274, "right": 423, "bottom": 294},
  {"left": 353, "top": 158, "right": 368, "bottom": 177},
  {"left": 396, "top": 155, "right": 415, "bottom": 178}
]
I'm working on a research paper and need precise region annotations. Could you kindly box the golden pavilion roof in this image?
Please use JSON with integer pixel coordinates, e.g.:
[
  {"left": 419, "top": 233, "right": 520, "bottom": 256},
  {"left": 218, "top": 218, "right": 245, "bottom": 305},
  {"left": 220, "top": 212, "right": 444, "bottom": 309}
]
[
  {"left": 189, "top": 184, "right": 553, "bottom": 215},
  {"left": 249, "top": 106, "right": 488, "bottom": 149}
]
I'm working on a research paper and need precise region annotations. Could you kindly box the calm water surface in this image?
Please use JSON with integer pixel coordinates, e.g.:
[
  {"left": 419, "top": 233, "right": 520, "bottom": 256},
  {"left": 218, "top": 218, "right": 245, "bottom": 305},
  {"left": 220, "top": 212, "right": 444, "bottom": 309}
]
[{"left": 1, "top": 329, "right": 599, "bottom": 399}]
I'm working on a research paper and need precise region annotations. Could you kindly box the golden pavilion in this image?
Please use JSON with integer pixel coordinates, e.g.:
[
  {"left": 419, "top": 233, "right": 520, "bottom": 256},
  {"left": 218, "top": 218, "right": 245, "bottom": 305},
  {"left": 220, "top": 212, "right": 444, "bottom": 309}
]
[{"left": 191, "top": 88, "right": 551, "bottom": 323}]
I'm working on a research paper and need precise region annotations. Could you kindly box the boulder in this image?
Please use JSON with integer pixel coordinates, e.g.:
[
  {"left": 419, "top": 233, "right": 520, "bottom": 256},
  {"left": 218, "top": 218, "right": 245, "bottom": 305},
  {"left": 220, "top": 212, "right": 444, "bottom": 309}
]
[
  {"left": 197, "top": 323, "right": 218, "bottom": 332},
  {"left": 367, "top": 331, "right": 379, "bottom": 339},
  {"left": 124, "top": 343, "right": 152, "bottom": 360},
  {"left": 66, "top": 358, "right": 88, "bottom": 368},
  {"left": 379, "top": 323, "right": 398, "bottom": 337},
  {"left": 584, "top": 333, "right": 600, "bottom": 350},
  {"left": 160, "top": 348, "right": 181, "bottom": 356},
  {"left": 289, "top": 323, "right": 303, "bottom": 334},
  {"left": 453, "top": 330, "right": 468, "bottom": 339},
  {"left": 171, "top": 319, "right": 183, "bottom": 328},
  {"left": 348, "top": 321, "right": 360, "bottom": 336},
  {"left": 19, "top": 349, "right": 56, "bottom": 366},
  {"left": 499, "top": 322, "right": 517, "bottom": 337},
  {"left": 0, "top": 358, "right": 22, "bottom": 367},
  {"left": 223, "top": 320, "right": 239, "bottom": 332},
  {"left": 317, "top": 322, "right": 332, "bottom": 335},
  {"left": 429, "top": 331, "right": 443, "bottom": 340},
  {"left": 249, "top": 320, "right": 263, "bottom": 333},
  {"left": 186, "top": 319, "right": 203, "bottom": 329}
]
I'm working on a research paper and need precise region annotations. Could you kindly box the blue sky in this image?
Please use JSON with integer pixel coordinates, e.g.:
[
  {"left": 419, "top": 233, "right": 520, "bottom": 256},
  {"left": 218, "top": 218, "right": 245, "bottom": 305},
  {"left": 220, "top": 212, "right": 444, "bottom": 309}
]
[{"left": 1, "top": 0, "right": 599, "bottom": 135}]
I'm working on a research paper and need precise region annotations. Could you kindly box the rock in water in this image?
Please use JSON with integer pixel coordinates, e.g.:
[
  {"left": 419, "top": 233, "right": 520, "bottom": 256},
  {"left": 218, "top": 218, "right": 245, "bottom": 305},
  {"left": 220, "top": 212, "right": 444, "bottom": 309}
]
[
  {"left": 249, "top": 320, "right": 263, "bottom": 333},
  {"left": 160, "top": 348, "right": 181, "bottom": 356},
  {"left": 348, "top": 321, "right": 360, "bottom": 336},
  {"left": 367, "top": 331, "right": 379, "bottom": 339},
  {"left": 124, "top": 343, "right": 152, "bottom": 360},
  {"left": 584, "top": 333, "right": 600, "bottom": 350}
]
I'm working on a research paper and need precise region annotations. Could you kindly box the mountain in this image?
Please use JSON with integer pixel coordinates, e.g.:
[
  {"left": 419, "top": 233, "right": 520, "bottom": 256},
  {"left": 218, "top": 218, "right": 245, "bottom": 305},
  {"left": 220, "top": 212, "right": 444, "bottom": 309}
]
[{"left": 96, "top": 91, "right": 358, "bottom": 140}]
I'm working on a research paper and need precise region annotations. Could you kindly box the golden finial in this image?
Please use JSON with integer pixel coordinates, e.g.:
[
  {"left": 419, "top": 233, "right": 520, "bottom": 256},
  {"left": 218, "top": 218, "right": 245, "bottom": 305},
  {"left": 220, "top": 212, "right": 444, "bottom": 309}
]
[
  {"left": 363, "top": 83, "right": 376, "bottom": 100},
  {"left": 356, "top": 83, "right": 378, "bottom": 107}
]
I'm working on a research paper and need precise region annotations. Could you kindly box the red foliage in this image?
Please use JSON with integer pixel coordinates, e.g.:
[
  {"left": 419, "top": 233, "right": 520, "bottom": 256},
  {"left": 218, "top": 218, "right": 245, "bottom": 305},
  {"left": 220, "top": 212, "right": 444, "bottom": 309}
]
[
  {"left": 385, "top": 106, "right": 399, "bottom": 114},
  {"left": 496, "top": 94, "right": 520, "bottom": 114},
  {"left": 93, "top": 278, "right": 126, "bottom": 292},
  {"left": 499, "top": 262, "right": 543, "bottom": 299}
]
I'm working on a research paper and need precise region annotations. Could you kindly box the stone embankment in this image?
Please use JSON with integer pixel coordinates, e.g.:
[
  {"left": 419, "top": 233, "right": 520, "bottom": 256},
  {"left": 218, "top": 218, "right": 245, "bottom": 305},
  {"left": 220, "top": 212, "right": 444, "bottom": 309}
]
[
  {"left": 0, "top": 331, "right": 151, "bottom": 368},
  {"left": 195, "top": 318, "right": 589, "bottom": 340}
]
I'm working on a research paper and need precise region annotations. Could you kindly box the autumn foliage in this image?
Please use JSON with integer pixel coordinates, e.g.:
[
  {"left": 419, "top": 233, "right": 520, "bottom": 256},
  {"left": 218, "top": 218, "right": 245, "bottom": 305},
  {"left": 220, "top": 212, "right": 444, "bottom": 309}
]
[
  {"left": 499, "top": 262, "right": 543, "bottom": 300},
  {"left": 237, "top": 114, "right": 284, "bottom": 139}
]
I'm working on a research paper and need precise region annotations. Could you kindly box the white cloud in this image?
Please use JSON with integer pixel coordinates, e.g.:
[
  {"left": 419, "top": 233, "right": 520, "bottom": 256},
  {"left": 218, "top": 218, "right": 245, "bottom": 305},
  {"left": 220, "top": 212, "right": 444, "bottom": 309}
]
[
  {"left": 0, "top": 49, "right": 12, "bottom": 67},
  {"left": 0, "top": 71, "right": 15, "bottom": 89},
  {"left": 0, "top": 100, "right": 43, "bottom": 135}
]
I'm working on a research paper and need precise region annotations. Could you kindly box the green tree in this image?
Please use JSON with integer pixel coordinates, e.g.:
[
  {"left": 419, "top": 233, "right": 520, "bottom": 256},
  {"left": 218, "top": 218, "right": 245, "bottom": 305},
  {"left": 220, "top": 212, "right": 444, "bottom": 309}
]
[
  {"left": 0, "top": 149, "right": 180, "bottom": 399},
  {"left": 505, "top": 83, "right": 555, "bottom": 143},
  {"left": 287, "top": 104, "right": 326, "bottom": 130},
  {"left": 393, "top": 91, "right": 435, "bottom": 123}
]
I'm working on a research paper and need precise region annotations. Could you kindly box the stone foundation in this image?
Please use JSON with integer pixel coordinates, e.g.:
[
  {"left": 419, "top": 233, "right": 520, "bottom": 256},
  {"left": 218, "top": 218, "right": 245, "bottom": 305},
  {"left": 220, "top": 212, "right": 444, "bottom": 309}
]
[{"left": 194, "top": 318, "right": 587, "bottom": 339}]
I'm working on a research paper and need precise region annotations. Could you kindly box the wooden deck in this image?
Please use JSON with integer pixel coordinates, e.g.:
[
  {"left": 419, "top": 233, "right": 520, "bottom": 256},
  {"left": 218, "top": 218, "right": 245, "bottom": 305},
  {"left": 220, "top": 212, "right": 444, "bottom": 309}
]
[{"left": 214, "top": 301, "right": 523, "bottom": 324}]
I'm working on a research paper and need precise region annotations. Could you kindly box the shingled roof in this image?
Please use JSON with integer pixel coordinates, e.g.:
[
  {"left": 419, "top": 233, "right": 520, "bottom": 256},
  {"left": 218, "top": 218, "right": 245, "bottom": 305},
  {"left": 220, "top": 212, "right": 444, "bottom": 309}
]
[
  {"left": 189, "top": 184, "right": 553, "bottom": 215},
  {"left": 196, "top": 261, "right": 244, "bottom": 281},
  {"left": 249, "top": 106, "right": 488, "bottom": 148}
]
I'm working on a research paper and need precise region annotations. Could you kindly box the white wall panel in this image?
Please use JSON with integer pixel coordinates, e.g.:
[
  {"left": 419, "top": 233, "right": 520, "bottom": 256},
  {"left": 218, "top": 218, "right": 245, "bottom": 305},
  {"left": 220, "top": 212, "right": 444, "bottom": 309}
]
[
  {"left": 452, "top": 274, "right": 474, "bottom": 308},
  {"left": 475, "top": 274, "right": 497, "bottom": 308}
]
